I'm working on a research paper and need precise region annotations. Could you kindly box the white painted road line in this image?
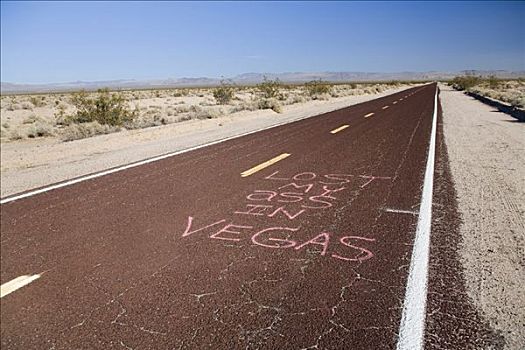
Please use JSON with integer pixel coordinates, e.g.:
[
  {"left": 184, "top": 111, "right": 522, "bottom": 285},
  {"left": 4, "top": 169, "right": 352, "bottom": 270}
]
[
  {"left": 396, "top": 86, "right": 438, "bottom": 350},
  {"left": 383, "top": 208, "right": 418, "bottom": 215},
  {"left": 1, "top": 275, "right": 41, "bottom": 298}
]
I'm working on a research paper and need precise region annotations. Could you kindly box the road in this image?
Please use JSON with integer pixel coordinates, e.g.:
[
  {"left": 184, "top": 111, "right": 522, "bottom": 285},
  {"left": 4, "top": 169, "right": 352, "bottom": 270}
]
[{"left": 1, "top": 83, "right": 494, "bottom": 349}]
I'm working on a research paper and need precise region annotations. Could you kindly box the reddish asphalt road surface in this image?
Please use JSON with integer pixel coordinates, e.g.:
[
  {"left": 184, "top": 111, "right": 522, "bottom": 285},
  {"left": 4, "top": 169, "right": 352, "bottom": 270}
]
[{"left": 1, "top": 84, "right": 502, "bottom": 349}]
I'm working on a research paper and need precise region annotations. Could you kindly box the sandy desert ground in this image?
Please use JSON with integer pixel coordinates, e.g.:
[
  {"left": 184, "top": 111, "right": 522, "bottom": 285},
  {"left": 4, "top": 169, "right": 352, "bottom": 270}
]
[{"left": 440, "top": 84, "right": 524, "bottom": 349}]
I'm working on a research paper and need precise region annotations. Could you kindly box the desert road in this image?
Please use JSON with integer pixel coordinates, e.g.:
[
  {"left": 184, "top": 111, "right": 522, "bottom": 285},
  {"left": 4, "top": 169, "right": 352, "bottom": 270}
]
[{"left": 0, "top": 83, "right": 492, "bottom": 349}]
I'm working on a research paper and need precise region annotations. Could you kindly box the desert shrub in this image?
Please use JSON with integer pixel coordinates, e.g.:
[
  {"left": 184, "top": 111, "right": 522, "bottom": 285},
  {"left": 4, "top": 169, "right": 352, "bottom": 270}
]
[
  {"left": 174, "top": 104, "right": 192, "bottom": 113},
  {"left": 258, "top": 98, "right": 282, "bottom": 113},
  {"left": 451, "top": 75, "right": 483, "bottom": 91},
  {"left": 486, "top": 75, "right": 501, "bottom": 89},
  {"left": 9, "top": 129, "right": 23, "bottom": 140},
  {"left": 173, "top": 89, "right": 189, "bottom": 97},
  {"left": 199, "top": 99, "right": 216, "bottom": 107},
  {"left": 127, "top": 114, "right": 168, "bottom": 129},
  {"left": 386, "top": 80, "right": 400, "bottom": 86},
  {"left": 67, "top": 88, "right": 137, "bottom": 126},
  {"left": 0, "top": 123, "right": 11, "bottom": 139},
  {"left": 286, "top": 94, "right": 306, "bottom": 105},
  {"left": 212, "top": 81, "right": 236, "bottom": 105},
  {"left": 177, "top": 114, "right": 193, "bottom": 122},
  {"left": 27, "top": 121, "right": 54, "bottom": 138},
  {"left": 257, "top": 77, "right": 282, "bottom": 99},
  {"left": 61, "top": 121, "right": 120, "bottom": 141},
  {"left": 188, "top": 106, "right": 224, "bottom": 119},
  {"left": 230, "top": 100, "right": 257, "bottom": 113},
  {"left": 305, "top": 80, "right": 332, "bottom": 98},
  {"left": 54, "top": 104, "right": 68, "bottom": 125},
  {"left": 509, "top": 96, "right": 525, "bottom": 108},
  {"left": 20, "top": 101, "right": 34, "bottom": 110},
  {"left": 315, "top": 93, "right": 331, "bottom": 101},
  {"left": 6, "top": 103, "right": 21, "bottom": 111},
  {"left": 29, "top": 96, "right": 46, "bottom": 107},
  {"left": 23, "top": 115, "right": 40, "bottom": 124}
]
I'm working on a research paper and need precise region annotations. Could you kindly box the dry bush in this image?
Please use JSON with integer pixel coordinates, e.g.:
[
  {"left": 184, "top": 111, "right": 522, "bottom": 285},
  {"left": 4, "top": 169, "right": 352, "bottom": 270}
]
[
  {"left": 174, "top": 104, "right": 192, "bottom": 113},
  {"left": 257, "top": 77, "right": 282, "bottom": 99},
  {"left": 451, "top": 75, "right": 483, "bottom": 91},
  {"left": 0, "top": 124, "right": 9, "bottom": 139},
  {"left": 230, "top": 100, "right": 258, "bottom": 113},
  {"left": 9, "top": 129, "right": 23, "bottom": 140},
  {"left": 188, "top": 106, "right": 224, "bottom": 119},
  {"left": 27, "top": 121, "right": 54, "bottom": 138},
  {"left": 199, "top": 99, "right": 216, "bottom": 107},
  {"left": 213, "top": 81, "right": 236, "bottom": 105},
  {"left": 511, "top": 97, "right": 525, "bottom": 108},
  {"left": 305, "top": 80, "right": 332, "bottom": 98},
  {"left": 285, "top": 94, "right": 307, "bottom": 105},
  {"left": 54, "top": 104, "right": 69, "bottom": 125},
  {"left": 257, "top": 98, "right": 282, "bottom": 113},
  {"left": 20, "top": 101, "right": 33, "bottom": 110},
  {"left": 173, "top": 89, "right": 189, "bottom": 97},
  {"left": 67, "top": 89, "right": 137, "bottom": 126},
  {"left": 127, "top": 114, "right": 168, "bottom": 129},
  {"left": 6, "top": 103, "right": 21, "bottom": 111},
  {"left": 486, "top": 75, "right": 501, "bottom": 90},
  {"left": 23, "top": 115, "right": 40, "bottom": 124},
  {"left": 177, "top": 114, "right": 193, "bottom": 122},
  {"left": 314, "top": 93, "right": 331, "bottom": 101},
  {"left": 61, "top": 121, "right": 120, "bottom": 141},
  {"left": 29, "top": 96, "right": 46, "bottom": 107}
]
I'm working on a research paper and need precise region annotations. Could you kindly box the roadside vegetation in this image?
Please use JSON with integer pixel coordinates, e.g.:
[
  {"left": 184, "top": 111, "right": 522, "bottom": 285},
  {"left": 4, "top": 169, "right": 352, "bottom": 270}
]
[
  {"left": 212, "top": 80, "right": 236, "bottom": 105},
  {"left": 1, "top": 80, "right": 418, "bottom": 143},
  {"left": 450, "top": 75, "right": 524, "bottom": 108}
]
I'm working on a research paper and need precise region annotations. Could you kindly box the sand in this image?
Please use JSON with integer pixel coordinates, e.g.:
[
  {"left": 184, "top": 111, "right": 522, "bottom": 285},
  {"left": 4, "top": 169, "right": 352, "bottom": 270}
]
[{"left": 440, "top": 84, "right": 525, "bottom": 349}]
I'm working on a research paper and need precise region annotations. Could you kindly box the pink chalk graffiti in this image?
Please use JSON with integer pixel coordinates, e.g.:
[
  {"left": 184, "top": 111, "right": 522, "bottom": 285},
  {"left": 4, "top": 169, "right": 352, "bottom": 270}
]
[
  {"left": 294, "top": 232, "right": 331, "bottom": 256},
  {"left": 234, "top": 204, "right": 273, "bottom": 216},
  {"left": 246, "top": 190, "right": 278, "bottom": 201},
  {"left": 358, "top": 175, "right": 392, "bottom": 189},
  {"left": 331, "top": 236, "right": 376, "bottom": 262},
  {"left": 268, "top": 206, "right": 306, "bottom": 220},
  {"left": 182, "top": 216, "right": 226, "bottom": 237},
  {"left": 210, "top": 224, "right": 253, "bottom": 241},
  {"left": 251, "top": 226, "right": 300, "bottom": 249}
]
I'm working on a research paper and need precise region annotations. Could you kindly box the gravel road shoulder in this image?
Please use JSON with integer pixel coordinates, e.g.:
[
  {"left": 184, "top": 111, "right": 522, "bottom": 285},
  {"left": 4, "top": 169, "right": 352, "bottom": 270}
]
[{"left": 440, "top": 84, "right": 524, "bottom": 349}]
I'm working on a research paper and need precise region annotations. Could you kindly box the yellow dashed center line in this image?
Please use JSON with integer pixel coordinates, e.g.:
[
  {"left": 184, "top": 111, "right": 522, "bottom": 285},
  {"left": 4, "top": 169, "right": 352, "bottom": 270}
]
[
  {"left": 330, "top": 124, "right": 350, "bottom": 134},
  {"left": 365, "top": 112, "right": 375, "bottom": 118},
  {"left": 241, "top": 153, "right": 291, "bottom": 177},
  {"left": 382, "top": 105, "right": 389, "bottom": 110},
  {"left": 1, "top": 274, "right": 41, "bottom": 298}
]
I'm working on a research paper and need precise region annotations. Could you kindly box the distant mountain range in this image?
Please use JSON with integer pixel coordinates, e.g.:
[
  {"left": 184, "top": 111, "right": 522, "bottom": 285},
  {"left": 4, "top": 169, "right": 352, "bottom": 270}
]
[{"left": 2, "top": 70, "right": 524, "bottom": 94}]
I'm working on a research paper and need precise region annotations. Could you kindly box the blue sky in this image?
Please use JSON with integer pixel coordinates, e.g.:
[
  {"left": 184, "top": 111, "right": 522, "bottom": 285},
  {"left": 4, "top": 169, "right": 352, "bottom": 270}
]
[{"left": 1, "top": 1, "right": 524, "bottom": 83}]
